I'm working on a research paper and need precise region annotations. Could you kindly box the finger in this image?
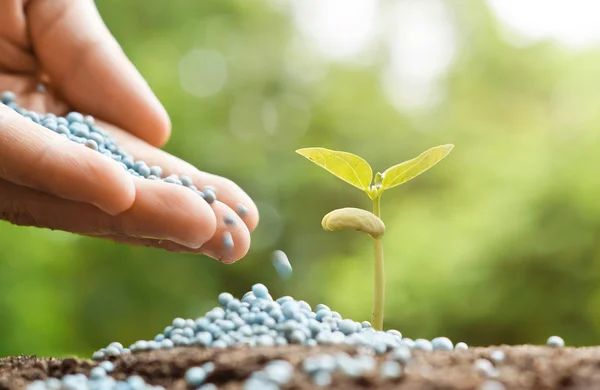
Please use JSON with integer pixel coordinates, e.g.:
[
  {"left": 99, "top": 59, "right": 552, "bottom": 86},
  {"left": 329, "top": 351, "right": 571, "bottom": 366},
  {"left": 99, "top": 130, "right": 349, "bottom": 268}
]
[
  {"left": 0, "top": 1, "right": 36, "bottom": 73},
  {"left": 0, "top": 36, "right": 36, "bottom": 74},
  {"left": 93, "top": 201, "right": 251, "bottom": 264},
  {"left": 199, "top": 200, "right": 251, "bottom": 263},
  {"left": 0, "top": 103, "right": 135, "bottom": 215},
  {"left": 99, "top": 121, "right": 260, "bottom": 232},
  {"left": 26, "top": 0, "right": 171, "bottom": 147},
  {"left": 0, "top": 176, "right": 217, "bottom": 249}
]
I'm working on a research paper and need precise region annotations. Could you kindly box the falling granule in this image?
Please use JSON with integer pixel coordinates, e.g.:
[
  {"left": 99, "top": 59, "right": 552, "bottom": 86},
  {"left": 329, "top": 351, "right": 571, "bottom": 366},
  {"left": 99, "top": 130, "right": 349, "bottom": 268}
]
[{"left": 271, "top": 250, "right": 292, "bottom": 279}]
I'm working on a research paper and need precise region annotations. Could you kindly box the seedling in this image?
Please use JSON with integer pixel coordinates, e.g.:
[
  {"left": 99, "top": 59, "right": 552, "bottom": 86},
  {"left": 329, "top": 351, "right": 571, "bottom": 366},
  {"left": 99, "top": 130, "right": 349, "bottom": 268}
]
[{"left": 296, "top": 144, "right": 454, "bottom": 330}]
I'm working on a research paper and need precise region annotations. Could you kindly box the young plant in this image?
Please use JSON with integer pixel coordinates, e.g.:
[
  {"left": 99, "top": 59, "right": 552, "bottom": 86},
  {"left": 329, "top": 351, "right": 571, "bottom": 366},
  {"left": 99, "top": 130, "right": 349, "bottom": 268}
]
[{"left": 296, "top": 144, "right": 454, "bottom": 330}]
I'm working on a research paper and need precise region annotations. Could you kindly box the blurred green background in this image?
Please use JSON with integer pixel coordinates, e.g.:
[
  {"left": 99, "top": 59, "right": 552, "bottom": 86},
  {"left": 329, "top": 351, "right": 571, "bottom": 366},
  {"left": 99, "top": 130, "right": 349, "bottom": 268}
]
[{"left": 2, "top": 0, "right": 600, "bottom": 357}]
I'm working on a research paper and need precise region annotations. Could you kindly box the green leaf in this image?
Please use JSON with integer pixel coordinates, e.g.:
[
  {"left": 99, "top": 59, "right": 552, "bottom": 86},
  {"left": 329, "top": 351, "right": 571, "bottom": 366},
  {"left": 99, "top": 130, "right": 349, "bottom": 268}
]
[
  {"left": 381, "top": 144, "right": 454, "bottom": 190},
  {"left": 296, "top": 147, "right": 373, "bottom": 191}
]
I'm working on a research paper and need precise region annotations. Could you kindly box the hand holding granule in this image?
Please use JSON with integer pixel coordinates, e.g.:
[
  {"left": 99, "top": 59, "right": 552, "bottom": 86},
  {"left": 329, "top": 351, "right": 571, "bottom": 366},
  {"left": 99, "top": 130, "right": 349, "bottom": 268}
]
[{"left": 0, "top": 0, "right": 258, "bottom": 262}]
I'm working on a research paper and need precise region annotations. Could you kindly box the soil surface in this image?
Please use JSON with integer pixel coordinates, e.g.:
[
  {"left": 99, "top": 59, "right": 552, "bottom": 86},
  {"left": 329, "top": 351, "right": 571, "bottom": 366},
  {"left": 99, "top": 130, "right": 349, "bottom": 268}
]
[{"left": 2, "top": 344, "right": 600, "bottom": 390}]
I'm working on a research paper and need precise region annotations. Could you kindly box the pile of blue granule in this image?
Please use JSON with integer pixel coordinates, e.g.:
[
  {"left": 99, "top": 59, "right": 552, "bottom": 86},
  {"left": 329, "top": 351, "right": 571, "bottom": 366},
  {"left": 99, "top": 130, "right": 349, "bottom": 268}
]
[{"left": 23, "top": 283, "right": 565, "bottom": 390}]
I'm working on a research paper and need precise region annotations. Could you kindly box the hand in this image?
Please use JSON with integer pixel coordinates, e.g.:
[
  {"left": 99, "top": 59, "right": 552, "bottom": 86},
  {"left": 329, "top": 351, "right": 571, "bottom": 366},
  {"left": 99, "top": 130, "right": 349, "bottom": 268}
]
[{"left": 0, "top": 0, "right": 258, "bottom": 263}]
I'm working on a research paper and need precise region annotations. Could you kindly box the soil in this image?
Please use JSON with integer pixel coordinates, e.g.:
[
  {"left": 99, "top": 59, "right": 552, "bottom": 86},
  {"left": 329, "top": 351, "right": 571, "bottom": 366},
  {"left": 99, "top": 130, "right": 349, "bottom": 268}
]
[{"left": 2, "top": 344, "right": 600, "bottom": 390}]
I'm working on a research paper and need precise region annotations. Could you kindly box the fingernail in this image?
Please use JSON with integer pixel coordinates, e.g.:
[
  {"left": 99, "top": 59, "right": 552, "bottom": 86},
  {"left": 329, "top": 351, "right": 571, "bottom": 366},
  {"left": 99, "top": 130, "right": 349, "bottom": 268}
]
[{"left": 171, "top": 236, "right": 204, "bottom": 249}]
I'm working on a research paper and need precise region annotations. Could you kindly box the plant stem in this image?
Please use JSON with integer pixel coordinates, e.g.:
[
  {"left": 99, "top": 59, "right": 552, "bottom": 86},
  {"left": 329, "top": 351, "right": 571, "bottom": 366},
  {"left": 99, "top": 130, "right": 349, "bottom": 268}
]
[{"left": 372, "top": 196, "right": 384, "bottom": 330}]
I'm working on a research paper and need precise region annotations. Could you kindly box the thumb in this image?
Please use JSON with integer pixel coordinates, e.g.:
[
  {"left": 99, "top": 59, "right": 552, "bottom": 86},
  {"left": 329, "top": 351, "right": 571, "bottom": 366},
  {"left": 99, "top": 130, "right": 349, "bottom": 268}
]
[{"left": 26, "top": 0, "right": 171, "bottom": 147}]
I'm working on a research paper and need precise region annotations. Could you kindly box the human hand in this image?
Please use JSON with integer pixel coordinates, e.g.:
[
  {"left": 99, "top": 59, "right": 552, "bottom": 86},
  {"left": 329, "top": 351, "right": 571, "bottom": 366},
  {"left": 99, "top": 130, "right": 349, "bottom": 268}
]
[{"left": 0, "top": 0, "right": 258, "bottom": 262}]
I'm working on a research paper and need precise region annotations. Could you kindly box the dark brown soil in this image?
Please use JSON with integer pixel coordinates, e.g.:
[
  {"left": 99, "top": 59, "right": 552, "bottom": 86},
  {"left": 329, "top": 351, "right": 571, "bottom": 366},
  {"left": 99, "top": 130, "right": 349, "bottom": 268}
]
[{"left": 2, "top": 345, "right": 600, "bottom": 390}]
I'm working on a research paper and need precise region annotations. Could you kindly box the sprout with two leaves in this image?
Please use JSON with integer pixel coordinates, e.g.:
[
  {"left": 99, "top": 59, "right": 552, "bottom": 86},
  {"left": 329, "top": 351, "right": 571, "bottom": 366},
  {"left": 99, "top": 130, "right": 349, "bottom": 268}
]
[{"left": 296, "top": 144, "right": 454, "bottom": 330}]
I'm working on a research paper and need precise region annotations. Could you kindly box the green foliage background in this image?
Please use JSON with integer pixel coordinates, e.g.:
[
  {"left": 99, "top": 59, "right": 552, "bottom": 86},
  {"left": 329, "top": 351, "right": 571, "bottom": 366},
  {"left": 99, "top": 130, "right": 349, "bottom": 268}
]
[{"left": 2, "top": 0, "right": 600, "bottom": 357}]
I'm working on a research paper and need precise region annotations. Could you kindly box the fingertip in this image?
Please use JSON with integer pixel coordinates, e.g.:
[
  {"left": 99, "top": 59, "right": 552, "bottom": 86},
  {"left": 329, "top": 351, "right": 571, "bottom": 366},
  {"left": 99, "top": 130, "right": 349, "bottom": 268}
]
[
  {"left": 219, "top": 243, "right": 250, "bottom": 264},
  {"left": 219, "top": 225, "right": 251, "bottom": 264},
  {"left": 201, "top": 202, "right": 251, "bottom": 264},
  {"left": 86, "top": 153, "right": 136, "bottom": 215},
  {"left": 122, "top": 92, "right": 172, "bottom": 148},
  {"left": 237, "top": 200, "right": 259, "bottom": 233},
  {"left": 207, "top": 176, "right": 260, "bottom": 233},
  {"left": 145, "top": 103, "right": 172, "bottom": 148},
  {"left": 167, "top": 184, "right": 217, "bottom": 248}
]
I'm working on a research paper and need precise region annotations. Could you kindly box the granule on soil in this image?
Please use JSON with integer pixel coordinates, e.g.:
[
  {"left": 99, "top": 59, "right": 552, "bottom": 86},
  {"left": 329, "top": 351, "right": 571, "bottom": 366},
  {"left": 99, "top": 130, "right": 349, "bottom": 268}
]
[
  {"left": 1, "top": 284, "right": 583, "bottom": 390},
  {"left": 5, "top": 345, "right": 600, "bottom": 390}
]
